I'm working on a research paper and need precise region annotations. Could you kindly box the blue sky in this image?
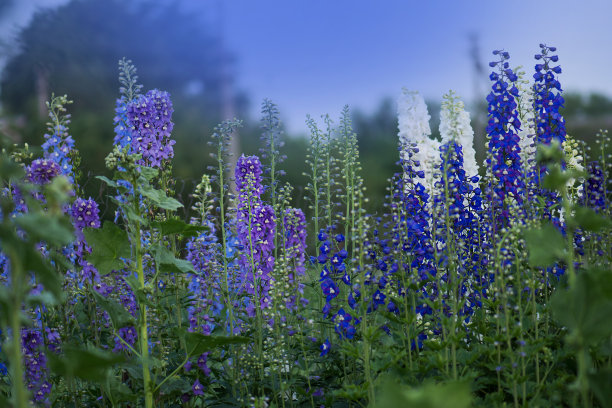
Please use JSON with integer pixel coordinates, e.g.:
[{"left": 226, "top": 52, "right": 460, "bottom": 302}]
[
  {"left": 2, "top": 0, "right": 611, "bottom": 134},
  {"left": 220, "top": 0, "right": 612, "bottom": 133}
]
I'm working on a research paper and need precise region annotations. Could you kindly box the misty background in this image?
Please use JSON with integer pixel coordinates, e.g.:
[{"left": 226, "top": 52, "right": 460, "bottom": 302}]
[{"left": 0, "top": 0, "right": 611, "bottom": 217}]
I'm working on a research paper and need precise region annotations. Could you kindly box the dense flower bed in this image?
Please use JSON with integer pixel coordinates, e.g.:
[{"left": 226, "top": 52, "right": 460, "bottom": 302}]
[{"left": 0, "top": 48, "right": 611, "bottom": 408}]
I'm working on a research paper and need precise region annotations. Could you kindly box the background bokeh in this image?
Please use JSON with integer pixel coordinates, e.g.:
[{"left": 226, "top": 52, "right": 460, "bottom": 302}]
[{"left": 1, "top": 0, "right": 611, "bottom": 216}]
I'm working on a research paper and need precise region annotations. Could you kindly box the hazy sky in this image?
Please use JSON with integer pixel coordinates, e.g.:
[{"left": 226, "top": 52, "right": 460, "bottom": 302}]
[
  {"left": 221, "top": 0, "right": 612, "bottom": 133},
  {"left": 2, "top": 0, "right": 611, "bottom": 134}
]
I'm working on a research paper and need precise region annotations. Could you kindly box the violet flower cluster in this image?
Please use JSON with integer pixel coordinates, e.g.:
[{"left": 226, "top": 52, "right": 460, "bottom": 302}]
[
  {"left": 533, "top": 44, "right": 566, "bottom": 147},
  {"left": 235, "top": 155, "right": 276, "bottom": 316},
  {"left": 27, "top": 159, "right": 61, "bottom": 186},
  {"left": 41, "top": 124, "right": 75, "bottom": 182},
  {"left": 21, "top": 329, "right": 51, "bottom": 404},
  {"left": 486, "top": 51, "right": 525, "bottom": 227},
  {"left": 126, "top": 89, "right": 175, "bottom": 168}
]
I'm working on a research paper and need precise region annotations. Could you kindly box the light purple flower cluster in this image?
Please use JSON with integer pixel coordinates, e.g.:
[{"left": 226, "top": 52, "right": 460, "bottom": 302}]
[
  {"left": 126, "top": 89, "right": 175, "bottom": 168},
  {"left": 235, "top": 155, "right": 276, "bottom": 316},
  {"left": 27, "top": 159, "right": 61, "bottom": 185}
]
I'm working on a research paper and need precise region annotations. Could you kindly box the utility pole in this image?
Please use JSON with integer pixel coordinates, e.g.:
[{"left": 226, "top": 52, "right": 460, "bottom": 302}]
[
  {"left": 468, "top": 32, "right": 488, "bottom": 160},
  {"left": 216, "top": 0, "right": 240, "bottom": 195}
]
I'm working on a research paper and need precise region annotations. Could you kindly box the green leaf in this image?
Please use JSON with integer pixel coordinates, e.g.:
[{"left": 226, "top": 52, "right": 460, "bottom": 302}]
[
  {"left": 551, "top": 267, "right": 612, "bottom": 344},
  {"left": 103, "top": 377, "right": 137, "bottom": 403},
  {"left": 92, "top": 290, "right": 135, "bottom": 329},
  {"left": 375, "top": 379, "right": 472, "bottom": 408},
  {"left": 96, "top": 175, "right": 118, "bottom": 188},
  {"left": 0, "top": 155, "right": 25, "bottom": 181},
  {"left": 182, "top": 331, "right": 250, "bottom": 358},
  {"left": 14, "top": 213, "right": 74, "bottom": 246},
  {"left": 571, "top": 206, "right": 612, "bottom": 232},
  {"left": 139, "top": 167, "right": 159, "bottom": 181},
  {"left": 589, "top": 368, "right": 612, "bottom": 408},
  {"left": 536, "top": 142, "right": 564, "bottom": 164},
  {"left": 84, "top": 222, "right": 130, "bottom": 275},
  {"left": 524, "top": 223, "right": 566, "bottom": 267},
  {"left": 154, "top": 245, "right": 196, "bottom": 275},
  {"left": 159, "top": 377, "right": 190, "bottom": 395},
  {"left": 140, "top": 184, "right": 183, "bottom": 211},
  {"left": 542, "top": 165, "right": 571, "bottom": 191},
  {"left": 48, "top": 346, "right": 124, "bottom": 382},
  {"left": 152, "top": 219, "right": 207, "bottom": 238}
]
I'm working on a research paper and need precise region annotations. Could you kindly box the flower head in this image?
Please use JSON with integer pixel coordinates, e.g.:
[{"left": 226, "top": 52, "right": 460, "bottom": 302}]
[{"left": 27, "top": 159, "right": 61, "bottom": 185}]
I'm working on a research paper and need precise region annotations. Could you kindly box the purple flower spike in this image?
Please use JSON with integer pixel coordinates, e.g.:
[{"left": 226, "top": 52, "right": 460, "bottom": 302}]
[{"left": 126, "top": 89, "right": 175, "bottom": 168}]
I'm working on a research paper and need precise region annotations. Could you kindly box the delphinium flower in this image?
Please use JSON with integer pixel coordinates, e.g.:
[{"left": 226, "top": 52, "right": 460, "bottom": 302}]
[
  {"left": 486, "top": 50, "right": 525, "bottom": 230},
  {"left": 235, "top": 155, "right": 276, "bottom": 317},
  {"left": 41, "top": 95, "right": 76, "bottom": 182},
  {"left": 583, "top": 161, "right": 605, "bottom": 213},
  {"left": 532, "top": 45, "right": 567, "bottom": 231},
  {"left": 281, "top": 207, "right": 307, "bottom": 311},
  {"left": 439, "top": 91, "right": 479, "bottom": 179},
  {"left": 27, "top": 159, "right": 61, "bottom": 185},
  {"left": 316, "top": 229, "right": 351, "bottom": 324},
  {"left": 0, "top": 329, "right": 6, "bottom": 375},
  {"left": 319, "top": 338, "right": 331, "bottom": 356},
  {"left": 186, "top": 219, "right": 221, "bottom": 341},
  {"left": 21, "top": 329, "right": 51, "bottom": 404},
  {"left": 70, "top": 197, "right": 101, "bottom": 237},
  {"left": 397, "top": 89, "right": 440, "bottom": 196},
  {"left": 113, "top": 58, "right": 142, "bottom": 149},
  {"left": 433, "top": 135, "right": 486, "bottom": 321},
  {"left": 126, "top": 89, "right": 175, "bottom": 168},
  {"left": 390, "top": 141, "right": 437, "bottom": 325},
  {"left": 533, "top": 45, "right": 565, "bottom": 148},
  {"left": 110, "top": 273, "right": 139, "bottom": 353},
  {"left": 70, "top": 197, "right": 101, "bottom": 284}
]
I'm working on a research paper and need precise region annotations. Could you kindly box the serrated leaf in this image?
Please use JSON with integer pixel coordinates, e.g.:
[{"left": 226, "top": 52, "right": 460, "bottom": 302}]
[
  {"left": 48, "top": 346, "right": 124, "bottom": 382},
  {"left": 524, "top": 223, "right": 566, "bottom": 267},
  {"left": 182, "top": 331, "right": 250, "bottom": 358},
  {"left": 140, "top": 184, "right": 182, "bottom": 211},
  {"left": 159, "top": 377, "right": 190, "bottom": 395},
  {"left": 84, "top": 222, "right": 130, "bottom": 275},
  {"left": 92, "top": 290, "right": 135, "bottom": 329},
  {"left": 139, "top": 167, "right": 159, "bottom": 181},
  {"left": 154, "top": 245, "right": 195, "bottom": 275},
  {"left": 153, "top": 219, "right": 207, "bottom": 238},
  {"left": 96, "top": 175, "right": 118, "bottom": 188},
  {"left": 551, "top": 267, "right": 612, "bottom": 344}
]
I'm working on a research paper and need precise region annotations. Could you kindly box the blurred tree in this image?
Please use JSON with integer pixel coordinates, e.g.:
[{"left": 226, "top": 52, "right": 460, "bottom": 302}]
[{"left": 0, "top": 0, "right": 247, "bottom": 198}]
